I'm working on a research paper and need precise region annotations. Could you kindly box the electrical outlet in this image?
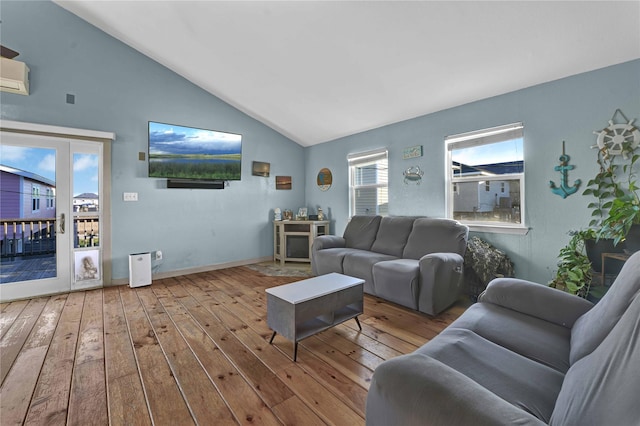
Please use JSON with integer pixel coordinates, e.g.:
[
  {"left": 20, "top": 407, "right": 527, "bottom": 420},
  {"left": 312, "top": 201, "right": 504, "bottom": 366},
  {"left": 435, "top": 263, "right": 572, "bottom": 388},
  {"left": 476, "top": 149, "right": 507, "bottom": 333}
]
[
  {"left": 155, "top": 250, "right": 163, "bottom": 260},
  {"left": 123, "top": 192, "right": 138, "bottom": 201}
]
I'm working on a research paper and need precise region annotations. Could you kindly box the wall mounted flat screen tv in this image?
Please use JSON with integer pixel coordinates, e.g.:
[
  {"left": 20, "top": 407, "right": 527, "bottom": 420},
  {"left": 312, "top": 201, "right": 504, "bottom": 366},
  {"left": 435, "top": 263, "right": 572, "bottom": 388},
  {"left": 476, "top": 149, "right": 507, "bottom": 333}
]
[{"left": 148, "top": 121, "right": 242, "bottom": 181}]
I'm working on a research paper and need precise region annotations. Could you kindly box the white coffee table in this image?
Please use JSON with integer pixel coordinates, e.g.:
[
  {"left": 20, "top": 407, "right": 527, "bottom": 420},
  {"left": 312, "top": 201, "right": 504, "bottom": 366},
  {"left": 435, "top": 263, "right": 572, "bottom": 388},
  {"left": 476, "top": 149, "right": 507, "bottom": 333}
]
[{"left": 266, "top": 273, "right": 364, "bottom": 361}]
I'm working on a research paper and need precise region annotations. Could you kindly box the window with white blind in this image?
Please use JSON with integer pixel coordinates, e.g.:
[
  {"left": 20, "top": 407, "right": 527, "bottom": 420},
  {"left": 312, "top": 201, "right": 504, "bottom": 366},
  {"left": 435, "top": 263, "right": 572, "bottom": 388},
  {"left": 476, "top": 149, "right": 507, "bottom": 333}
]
[
  {"left": 445, "top": 123, "right": 527, "bottom": 234},
  {"left": 348, "top": 149, "right": 389, "bottom": 217}
]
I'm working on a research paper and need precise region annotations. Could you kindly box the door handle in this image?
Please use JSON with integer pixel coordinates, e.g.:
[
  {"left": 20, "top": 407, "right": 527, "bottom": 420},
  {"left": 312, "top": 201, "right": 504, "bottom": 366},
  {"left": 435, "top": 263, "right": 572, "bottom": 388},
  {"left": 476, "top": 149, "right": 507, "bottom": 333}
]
[{"left": 59, "top": 213, "right": 65, "bottom": 234}]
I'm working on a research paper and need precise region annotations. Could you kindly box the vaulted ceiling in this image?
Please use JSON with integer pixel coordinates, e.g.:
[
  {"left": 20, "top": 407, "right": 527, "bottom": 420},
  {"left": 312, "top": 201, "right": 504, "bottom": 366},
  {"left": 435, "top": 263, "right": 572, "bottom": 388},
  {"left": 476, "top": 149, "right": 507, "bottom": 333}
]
[{"left": 54, "top": 1, "right": 640, "bottom": 147}]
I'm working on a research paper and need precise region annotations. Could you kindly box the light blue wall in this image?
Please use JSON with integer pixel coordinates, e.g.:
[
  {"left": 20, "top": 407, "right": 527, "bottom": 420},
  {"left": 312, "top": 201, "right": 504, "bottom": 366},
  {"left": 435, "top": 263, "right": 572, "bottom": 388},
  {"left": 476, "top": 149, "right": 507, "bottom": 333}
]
[
  {"left": 1, "top": 1, "right": 305, "bottom": 280},
  {"left": 3, "top": 2, "right": 639, "bottom": 285},
  {"left": 305, "top": 60, "right": 640, "bottom": 284}
]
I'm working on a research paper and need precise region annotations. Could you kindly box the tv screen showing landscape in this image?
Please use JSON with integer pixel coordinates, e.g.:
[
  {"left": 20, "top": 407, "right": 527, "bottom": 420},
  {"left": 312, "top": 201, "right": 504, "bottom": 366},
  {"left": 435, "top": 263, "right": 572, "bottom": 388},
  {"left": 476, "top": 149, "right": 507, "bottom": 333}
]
[{"left": 148, "top": 121, "right": 242, "bottom": 181}]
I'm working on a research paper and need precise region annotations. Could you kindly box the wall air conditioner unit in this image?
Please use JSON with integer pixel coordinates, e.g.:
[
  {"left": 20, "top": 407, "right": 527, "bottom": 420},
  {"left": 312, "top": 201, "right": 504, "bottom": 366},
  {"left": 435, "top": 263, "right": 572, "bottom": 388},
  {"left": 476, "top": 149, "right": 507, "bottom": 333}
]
[{"left": 0, "top": 57, "right": 30, "bottom": 95}]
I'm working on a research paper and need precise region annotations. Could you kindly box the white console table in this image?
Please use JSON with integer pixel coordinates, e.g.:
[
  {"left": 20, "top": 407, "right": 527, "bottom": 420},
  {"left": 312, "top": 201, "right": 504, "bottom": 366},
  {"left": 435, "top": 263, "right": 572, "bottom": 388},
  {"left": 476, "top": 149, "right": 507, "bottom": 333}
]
[{"left": 273, "top": 220, "right": 329, "bottom": 265}]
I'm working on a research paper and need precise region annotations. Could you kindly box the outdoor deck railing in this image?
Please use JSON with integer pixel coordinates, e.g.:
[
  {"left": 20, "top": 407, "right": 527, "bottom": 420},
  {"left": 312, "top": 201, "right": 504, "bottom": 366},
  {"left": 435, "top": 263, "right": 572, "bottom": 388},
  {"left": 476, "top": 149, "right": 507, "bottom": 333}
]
[{"left": 1, "top": 217, "right": 100, "bottom": 258}]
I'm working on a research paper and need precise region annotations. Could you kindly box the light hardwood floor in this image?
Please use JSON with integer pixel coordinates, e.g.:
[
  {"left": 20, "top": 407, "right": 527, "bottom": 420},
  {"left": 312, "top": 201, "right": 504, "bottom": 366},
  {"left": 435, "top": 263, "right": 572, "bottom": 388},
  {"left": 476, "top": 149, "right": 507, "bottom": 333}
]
[{"left": 0, "top": 266, "right": 465, "bottom": 425}]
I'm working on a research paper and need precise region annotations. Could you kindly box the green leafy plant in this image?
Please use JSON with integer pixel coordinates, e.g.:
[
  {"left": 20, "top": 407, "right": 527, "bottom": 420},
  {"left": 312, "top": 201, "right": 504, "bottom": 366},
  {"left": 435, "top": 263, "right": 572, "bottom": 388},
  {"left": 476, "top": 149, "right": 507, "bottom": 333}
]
[
  {"left": 600, "top": 194, "right": 640, "bottom": 245},
  {"left": 582, "top": 147, "right": 622, "bottom": 229},
  {"left": 548, "top": 230, "right": 593, "bottom": 298},
  {"left": 582, "top": 134, "right": 639, "bottom": 242}
]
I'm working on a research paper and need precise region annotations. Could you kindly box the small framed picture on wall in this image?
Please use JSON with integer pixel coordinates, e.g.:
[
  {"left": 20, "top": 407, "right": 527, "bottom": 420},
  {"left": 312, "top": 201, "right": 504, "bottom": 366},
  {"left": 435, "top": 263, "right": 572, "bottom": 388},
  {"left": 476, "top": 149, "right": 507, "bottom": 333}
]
[{"left": 276, "top": 176, "right": 292, "bottom": 190}]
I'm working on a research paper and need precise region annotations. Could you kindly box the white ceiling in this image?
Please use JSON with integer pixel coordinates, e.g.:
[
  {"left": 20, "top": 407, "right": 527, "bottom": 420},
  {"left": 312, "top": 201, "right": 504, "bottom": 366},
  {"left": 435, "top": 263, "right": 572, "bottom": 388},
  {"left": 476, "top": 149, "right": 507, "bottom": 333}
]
[{"left": 54, "top": 1, "right": 640, "bottom": 147}]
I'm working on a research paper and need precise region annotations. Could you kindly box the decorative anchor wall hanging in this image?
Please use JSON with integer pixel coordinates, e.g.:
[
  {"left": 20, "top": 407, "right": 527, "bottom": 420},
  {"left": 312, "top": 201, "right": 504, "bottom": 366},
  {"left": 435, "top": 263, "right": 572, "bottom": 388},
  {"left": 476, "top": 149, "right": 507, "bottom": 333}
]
[{"left": 550, "top": 141, "right": 581, "bottom": 198}]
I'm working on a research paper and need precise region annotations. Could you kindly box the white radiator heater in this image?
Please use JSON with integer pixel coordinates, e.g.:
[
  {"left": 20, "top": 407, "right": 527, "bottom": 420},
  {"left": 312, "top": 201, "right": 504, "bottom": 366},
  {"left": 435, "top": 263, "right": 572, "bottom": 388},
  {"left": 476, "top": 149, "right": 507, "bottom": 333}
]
[{"left": 129, "top": 252, "right": 152, "bottom": 288}]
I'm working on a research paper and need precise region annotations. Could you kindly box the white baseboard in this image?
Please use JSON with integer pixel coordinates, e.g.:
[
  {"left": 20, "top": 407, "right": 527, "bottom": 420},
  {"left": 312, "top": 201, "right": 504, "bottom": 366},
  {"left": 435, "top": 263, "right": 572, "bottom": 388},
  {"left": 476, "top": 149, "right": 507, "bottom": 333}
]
[{"left": 108, "top": 256, "right": 273, "bottom": 287}]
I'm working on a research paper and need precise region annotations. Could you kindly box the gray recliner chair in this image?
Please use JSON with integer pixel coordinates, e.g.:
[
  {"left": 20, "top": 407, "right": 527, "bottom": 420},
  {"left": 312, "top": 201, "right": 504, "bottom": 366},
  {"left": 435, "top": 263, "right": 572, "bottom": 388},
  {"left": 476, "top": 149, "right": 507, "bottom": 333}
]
[{"left": 366, "top": 251, "right": 640, "bottom": 425}]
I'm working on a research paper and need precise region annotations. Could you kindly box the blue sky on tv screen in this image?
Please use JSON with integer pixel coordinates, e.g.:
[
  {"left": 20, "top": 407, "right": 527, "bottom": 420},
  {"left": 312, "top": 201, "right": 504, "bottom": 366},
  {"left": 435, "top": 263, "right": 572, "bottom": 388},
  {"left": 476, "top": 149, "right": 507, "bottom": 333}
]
[{"left": 149, "top": 122, "right": 242, "bottom": 156}]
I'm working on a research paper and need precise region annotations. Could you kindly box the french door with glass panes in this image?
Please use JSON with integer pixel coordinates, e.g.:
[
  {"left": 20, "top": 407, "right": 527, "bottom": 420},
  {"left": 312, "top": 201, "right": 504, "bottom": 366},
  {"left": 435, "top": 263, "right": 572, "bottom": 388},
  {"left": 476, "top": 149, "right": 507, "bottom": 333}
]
[{"left": 0, "top": 131, "right": 104, "bottom": 301}]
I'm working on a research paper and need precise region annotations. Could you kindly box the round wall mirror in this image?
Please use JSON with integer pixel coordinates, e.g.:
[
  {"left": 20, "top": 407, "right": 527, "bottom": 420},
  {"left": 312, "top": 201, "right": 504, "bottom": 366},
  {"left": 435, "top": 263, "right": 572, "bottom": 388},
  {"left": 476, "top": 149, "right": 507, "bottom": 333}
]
[{"left": 317, "top": 168, "right": 332, "bottom": 191}]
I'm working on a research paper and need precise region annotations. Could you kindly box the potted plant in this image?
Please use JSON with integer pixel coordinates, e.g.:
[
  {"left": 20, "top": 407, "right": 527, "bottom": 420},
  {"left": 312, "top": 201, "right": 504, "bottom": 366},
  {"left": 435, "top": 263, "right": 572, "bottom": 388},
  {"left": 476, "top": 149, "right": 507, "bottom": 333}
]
[
  {"left": 552, "top": 112, "right": 639, "bottom": 296},
  {"left": 594, "top": 140, "right": 640, "bottom": 251},
  {"left": 581, "top": 146, "right": 628, "bottom": 272},
  {"left": 599, "top": 193, "right": 640, "bottom": 252},
  {"left": 548, "top": 230, "right": 593, "bottom": 298}
]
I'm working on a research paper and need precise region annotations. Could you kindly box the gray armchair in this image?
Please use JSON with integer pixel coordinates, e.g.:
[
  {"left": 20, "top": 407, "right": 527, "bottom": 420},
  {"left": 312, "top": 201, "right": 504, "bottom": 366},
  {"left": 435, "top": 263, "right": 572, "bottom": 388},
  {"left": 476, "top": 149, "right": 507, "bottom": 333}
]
[{"left": 366, "top": 251, "right": 640, "bottom": 425}]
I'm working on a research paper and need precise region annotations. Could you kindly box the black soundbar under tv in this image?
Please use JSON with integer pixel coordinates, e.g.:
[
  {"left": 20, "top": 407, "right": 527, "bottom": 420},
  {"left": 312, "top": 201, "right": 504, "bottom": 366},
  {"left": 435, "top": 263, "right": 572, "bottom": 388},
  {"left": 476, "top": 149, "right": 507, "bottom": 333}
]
[{"left": 167, "top": 179, "right": 225, "bottom": 189}]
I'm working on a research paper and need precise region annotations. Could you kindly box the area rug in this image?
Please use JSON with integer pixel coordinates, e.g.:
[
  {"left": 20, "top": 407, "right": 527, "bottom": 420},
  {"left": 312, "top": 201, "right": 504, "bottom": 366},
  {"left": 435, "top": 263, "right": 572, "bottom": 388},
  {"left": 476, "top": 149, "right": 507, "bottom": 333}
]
[{"left": 244, "top": 261, "right": 312, "bottom": 277}]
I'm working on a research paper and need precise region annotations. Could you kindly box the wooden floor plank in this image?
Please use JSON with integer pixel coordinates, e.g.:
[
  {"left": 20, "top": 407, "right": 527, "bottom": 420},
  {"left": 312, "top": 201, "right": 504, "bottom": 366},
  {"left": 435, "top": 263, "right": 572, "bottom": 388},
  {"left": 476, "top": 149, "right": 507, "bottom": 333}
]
[
  {"left": 277, "top": 364, "right": 365, "bottom": 426},
  {"left": 0, "top": 299, "right": 29, "bottom": 340},
  {"left": 103, "top": 287, "right": 151, "bottom": 426},
  {"left": 180, "top": 280, "right": 296, "bottom": 409},
  {"left": 0, "top": 297, "right": 49, "bottom": 385},
  {"left": 293, "top": 346, "right": 369, "bottom": 418},
  {"left": 341, "top": 310, "right": 420, "bottom": 354},
  {"left": 0, "top": 295, "right": 67, "bottom": 425},
  {"left": 210, "top": 304, "right": 294, "bottom": 374},
  {"left": 137, "top": 286, "right": 237, "bottom": 425},
  {"left": 299, "top": 336, "right": 373, "bottom": 390},
  {"left": 68, "top": 289, "right": 108, "bottom": 426},
  {"left": 156, "top": 283, "right": 282, "bottom": 426},
  {"left": 271, "top": 395, "right": 327, "bottom": 426},
  {"left": 198, "top": 276, "right": 371, "bottom": 416},
  {"left": 0, "top": 265, "right": 464, "bottom": 425},
  {"left": 24, "top": 292, "right": 84, "bottom": 425},
  {"left": 331, "top": 322, "right": 405, "bottom": 360},
  {"left": 119, "top": 286, "right": 195, "bottom": 425},
  {"left": 202, "top": 286, "right": 369, "bottom": 420},
  {"left": 312, "top": 329, "right": 385, "bottom": 372}
]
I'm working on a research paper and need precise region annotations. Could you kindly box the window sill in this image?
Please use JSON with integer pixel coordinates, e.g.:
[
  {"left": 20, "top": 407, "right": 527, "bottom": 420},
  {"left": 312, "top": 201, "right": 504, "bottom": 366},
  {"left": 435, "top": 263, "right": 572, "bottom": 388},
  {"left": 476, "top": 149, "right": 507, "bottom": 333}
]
[{"left": 465, "top": 223, "right": 529, "bottom": 235}]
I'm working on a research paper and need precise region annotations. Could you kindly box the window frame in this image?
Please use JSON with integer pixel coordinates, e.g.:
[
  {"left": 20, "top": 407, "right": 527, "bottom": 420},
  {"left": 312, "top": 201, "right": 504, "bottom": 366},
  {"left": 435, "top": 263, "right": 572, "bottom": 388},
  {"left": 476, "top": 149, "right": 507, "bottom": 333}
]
[
  {"left": 32, "top": 185, "right": 40, "bottom": 212},
  {"left": 348, "top": 148, "right": 389, "bottom": 217},
  {"left": 445, "top": 123, "right": 528, "bottom": 235}
]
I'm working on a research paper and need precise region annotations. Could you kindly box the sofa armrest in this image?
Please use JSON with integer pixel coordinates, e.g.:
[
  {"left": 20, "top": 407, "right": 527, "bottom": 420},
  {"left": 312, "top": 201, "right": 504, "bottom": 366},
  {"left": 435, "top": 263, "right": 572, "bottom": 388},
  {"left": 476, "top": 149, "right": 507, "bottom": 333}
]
[
  {"left": 312, "top": 235, "right": 346, "bottom": 251},
  {"left": 479, "top": 278, "right": 594, "bottom": 328},
  {"left": 366, "top": 353, "right": 545, "bottom": 426},
  {"left": 417, "top": 252, "right": 464, "bottom": 315}
]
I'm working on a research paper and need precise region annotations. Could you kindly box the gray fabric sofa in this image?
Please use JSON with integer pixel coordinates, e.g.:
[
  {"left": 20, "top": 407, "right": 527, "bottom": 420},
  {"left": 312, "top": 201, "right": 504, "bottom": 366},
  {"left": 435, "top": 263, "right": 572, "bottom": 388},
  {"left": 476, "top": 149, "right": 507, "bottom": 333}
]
[
  {"left": 311, "top": 215, "right": 469, "bottom": 315},
  {"left": 366, "top": 250, "right": 640, "bottom": 426}
]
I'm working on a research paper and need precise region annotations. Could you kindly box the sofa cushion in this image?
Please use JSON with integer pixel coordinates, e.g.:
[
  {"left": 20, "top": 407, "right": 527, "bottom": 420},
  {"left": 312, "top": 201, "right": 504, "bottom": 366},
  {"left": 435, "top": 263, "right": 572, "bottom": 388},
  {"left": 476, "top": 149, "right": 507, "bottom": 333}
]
[
  {"left": 417, "top": 328, "right": 564, "bottom": 423},
  {"left": 343, "top": 215, "right": 382, "bottom": 250},
  {"left": 372, "top": 259, "right": 420, "bottom": 309},
  {"left": 366, "top": 353, "right": 547, "bottom": 426},
  {"left": 551, "top": 288, "right": 640, "bottom": 425},
  {"left": 313, "top": 247, "right": 363, "bottom": 276},
  {"left": 343, "top": 250, "right": 397, "bottom": 295},
  {"left": 370, "top": 216, "right": 416, "bottom": 257},
  {"left": 449, "top": 303, "right": 572, "bottom": 373},
  {"left": 570, "top": 250, "right": 640, "bottom": 364},
  {"left": 403, "top": 218, "right": 468, "bottom": 260}
]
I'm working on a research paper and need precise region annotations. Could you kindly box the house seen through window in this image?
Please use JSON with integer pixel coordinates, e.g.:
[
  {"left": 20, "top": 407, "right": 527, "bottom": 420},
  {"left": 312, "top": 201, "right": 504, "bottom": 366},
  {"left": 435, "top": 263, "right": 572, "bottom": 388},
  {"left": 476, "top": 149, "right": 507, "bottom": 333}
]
[
  {"left": 446, "top": 123, "right": 525, "bottom": 232},
  {"left": 348, "top": 149, "right": 388, "bottom": 217}
]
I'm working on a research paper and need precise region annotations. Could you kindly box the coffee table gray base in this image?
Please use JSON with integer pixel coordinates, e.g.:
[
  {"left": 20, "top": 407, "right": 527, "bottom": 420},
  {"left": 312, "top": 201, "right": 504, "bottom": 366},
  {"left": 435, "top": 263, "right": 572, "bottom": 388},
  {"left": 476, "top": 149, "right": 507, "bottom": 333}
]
[{"left": 266, "top": 273, "right": 365, "bottom": 361}]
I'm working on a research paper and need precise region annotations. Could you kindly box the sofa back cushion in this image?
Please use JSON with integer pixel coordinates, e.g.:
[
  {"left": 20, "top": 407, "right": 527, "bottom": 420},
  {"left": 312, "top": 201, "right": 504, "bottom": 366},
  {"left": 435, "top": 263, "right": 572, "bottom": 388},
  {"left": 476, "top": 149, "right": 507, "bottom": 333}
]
[
  {"left": 343, "top": 215, "right": 382, "bottom": 250},
  {"left": 403, "top": 218, "right": 469, "bottom": 260},
  {"left": 370, "top": 216, "right": 417, "bottom": 257},
  {"left": 550, "top": 283, "right": 640, "bottom": 425},
  {"left": 570, "top": 251, "right": 640, "bottom": 364}
]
